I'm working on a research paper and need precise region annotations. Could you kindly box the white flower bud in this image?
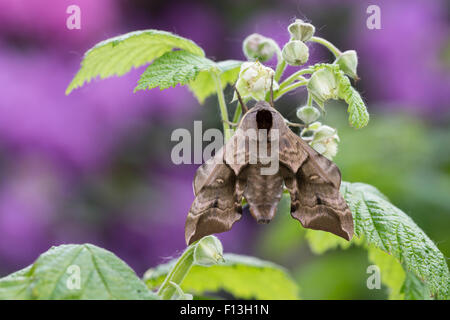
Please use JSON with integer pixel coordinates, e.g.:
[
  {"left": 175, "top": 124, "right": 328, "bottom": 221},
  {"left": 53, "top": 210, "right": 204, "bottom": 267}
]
[
  {"left": 307, "top": 121, "right": 322, "bottom": 131},
  {"left": 296, "top": 105, "right": 321, "bottom": 124},
  {"left": 335, "top": 50, "right": 359, "bottom": 80},
  {"left": 288, "top": 19, "right": 315, "bottom": 42},
  {"left": 313, "top": 125, "right": 337, "bottom": 141},
  {"left": 193, "top": 235, "right": 224, "bottom": 267},
  {"left": 282, "top": 40, "right": 309, "bottom": 66},
  {"left": 234, "top": 61, "right": 277, "bottom": 101},
  {"left": 309, "top": 125, "right": 340, "bottom": 160},
  {"left": 307, "top": 68, "right": 339, "bottom": 107},
  {"left": 242, "top": 33, "right": 276, "bottom": 62}
]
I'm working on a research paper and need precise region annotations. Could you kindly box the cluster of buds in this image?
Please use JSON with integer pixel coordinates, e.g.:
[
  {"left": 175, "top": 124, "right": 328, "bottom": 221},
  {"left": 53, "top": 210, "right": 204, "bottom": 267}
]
[
  {"left": 234, "top": 61, "right": 277, "bottom": 101},
  {"left": 237, "top": 19, "right": 359, "bottom": 160},
  {"left": 302, "top": 122, "right": 340, "bottom": 160},
  {"left": 281, "top": 19, "right": 315, "bottom": 66}
]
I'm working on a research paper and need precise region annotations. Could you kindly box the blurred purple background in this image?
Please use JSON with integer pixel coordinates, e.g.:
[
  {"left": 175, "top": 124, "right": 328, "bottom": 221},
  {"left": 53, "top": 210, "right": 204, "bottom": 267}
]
[{"left": 0, "top": 0, "right": 449, "bottom": 279}]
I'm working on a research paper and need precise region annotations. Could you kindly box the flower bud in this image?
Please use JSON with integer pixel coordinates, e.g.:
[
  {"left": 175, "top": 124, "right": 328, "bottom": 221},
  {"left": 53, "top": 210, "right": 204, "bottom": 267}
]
[
  {"left": 307, "top": 121, "right": 322, "bottom": 131},
  {"left": 296, "top": 106, "right": 321, "bottom": 124},
  {"left": 193, "top": 235, "right": 224, "bottom": 267},
  {"left": 288, "top": 19, "right": 315, "bottom": 42},
  {"left": 307, "top": 68, "right": 339, "bottom": 107},
  {"left": 313, "top": 125, "right": 338, "bottom": 141},
  {"left": 335, "top": 50, "right": 359, "bottom": 80},
  {"left": 234, "top": 61, "right": 277, "bottom": 101},
  {"left": 242, "top": 33, "right": 276, "bottom": 62},
  {"left": 282, "top": 40, "right": 309, "bottom": 66},
  {"left": 309, "top": 125, "right": 340, "bottom": 160}
]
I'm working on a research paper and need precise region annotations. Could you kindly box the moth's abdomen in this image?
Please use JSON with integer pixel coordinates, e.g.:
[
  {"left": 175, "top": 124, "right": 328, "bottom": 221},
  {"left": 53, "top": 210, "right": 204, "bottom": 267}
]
[{"left": 242, "top": 164, "right": 284, "bottom": 223}]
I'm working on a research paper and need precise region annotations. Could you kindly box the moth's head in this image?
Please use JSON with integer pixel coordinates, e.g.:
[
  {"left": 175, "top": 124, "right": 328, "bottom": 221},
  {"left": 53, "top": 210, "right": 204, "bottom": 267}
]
[{"left": 251, "top": 101, "right": 275, "bottom": 130}]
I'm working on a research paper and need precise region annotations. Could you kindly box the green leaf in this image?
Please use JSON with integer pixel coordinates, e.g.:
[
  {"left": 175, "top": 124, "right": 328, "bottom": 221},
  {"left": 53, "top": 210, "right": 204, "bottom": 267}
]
[
  {"left": 341, "top": 182, "right": 449, "bottom": 298},
  {"left": 66, "top": 30, "right": 204, "bottom": 94},
  {"left": 189, "top": 60, "right": 242, "bottom": 104},
  {"left": 144, "top": 253, "right": 300, "bottom": 300},
  {"left": 401, "top": 268, "right": 433, "bottom": 300},
  {"left": 368, "top": 247, "right": 433, "bottom": 300},
  {"left": 135, "top": 50, "right": 216, "bottom": 92},
  {"left": 367, "top": 246, "right": 406, "bottom": 299},
  {"left": 305, "top": 229, "right": 351, "bottom": 254},
  {"left": 0, "top": 244, "right": 158, "bottom": 300},
  {"left": 0, "top": 266, "right": 34, "bottom": 299},
  {"left": 336, "top": 70, "right": 369, "bottom": 128}
]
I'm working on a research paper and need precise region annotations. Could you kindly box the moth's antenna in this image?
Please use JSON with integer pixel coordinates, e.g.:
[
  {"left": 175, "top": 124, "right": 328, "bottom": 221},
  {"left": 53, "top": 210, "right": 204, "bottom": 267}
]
[
  {"left": 270, "top": 75, "right": 275, "bottom": 108},
  {"left": 234, "top": 87, "right": 248, "bottom": 113}
]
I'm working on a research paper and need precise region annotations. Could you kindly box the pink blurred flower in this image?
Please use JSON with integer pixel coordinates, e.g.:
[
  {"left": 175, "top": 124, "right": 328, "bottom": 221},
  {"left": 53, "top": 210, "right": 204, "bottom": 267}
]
[{"left": 0, "top": 0, "right": 119, "bottom": 48}]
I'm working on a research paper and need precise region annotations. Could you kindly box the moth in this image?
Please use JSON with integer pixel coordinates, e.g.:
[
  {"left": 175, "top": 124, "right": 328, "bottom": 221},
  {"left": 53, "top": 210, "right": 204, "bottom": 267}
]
[{"left": 185, "top": 89, "right": 354, "bottom": 245}]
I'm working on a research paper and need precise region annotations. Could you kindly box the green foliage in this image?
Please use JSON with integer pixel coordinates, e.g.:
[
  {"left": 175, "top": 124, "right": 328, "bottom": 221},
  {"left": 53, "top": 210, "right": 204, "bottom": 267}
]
[
  {"left": 401, "top": 269, "right": 433, "bottom": 300},
  {"left": 144, "top": 253, "right": 300, "bottom": 300},
  {"left": 367, "top": 246, "right": 406, "bottom": 299},
  {"left": 341, "top": 182, "right": 449, "bottom": 298},
  {"left": 189, "top": 60, "right": 242, "bottom": 103},
  {"left": 135, "top": 51, "right": 241, "bottom": 103},
  {"left": 305, "top": 229, "right": 351, "bottom": 254},
  {"left": 0, "top": 244, "right": 158, "bottom": 300},
  {"left": 335, "top": 70, "right": 369, "bottom": 129},
  {"left": 60, "top": 25, "right": 445, "bottom": 301},
  {"left": 367, "top": 247, "right": 432, "bottom": 300},
  {"left": 66, "top": 30, "right": 204, "bottom": 94},
  {"left": 305, "top": 63, "right": 369, "bottom": 128},
  {"left": 135, "top": 50, "right": 216, "bottom": 91},
  {"left": 303, "top": 182, "right": 447, "bottom": 299}
]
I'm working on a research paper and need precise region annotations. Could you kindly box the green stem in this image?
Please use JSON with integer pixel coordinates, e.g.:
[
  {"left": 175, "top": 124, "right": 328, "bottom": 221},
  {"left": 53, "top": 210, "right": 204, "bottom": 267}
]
[
  {"left": 279, "top": 68, "right": 313, "bottom": 90},
  {"left": 270, "top": 40, "right": 285, "bottom": 83},
  {"left": 157, "top": 245, "right": 196, "bottom": 300},
  {"left": 274, "top": 59, "right": 286, "bottom": 83},
  {"left": 274, "top": 80, "right": 308, "bottom": 101},
  {"left": 307, "top": 92, "right": 313, "bottom": 106},
  {"left": 310, "top": 36, "right": 342, "bottom": 57},
  {"left": 213, "top": 74, "right": 231, "bottom": 141},
  {"left": 278, "top": 69, "right": 312, "bottom": 91}
]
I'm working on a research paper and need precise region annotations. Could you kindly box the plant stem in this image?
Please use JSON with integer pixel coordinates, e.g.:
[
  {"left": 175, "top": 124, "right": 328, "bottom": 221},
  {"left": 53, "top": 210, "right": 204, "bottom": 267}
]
[
  {"left": 232, "top": 102, "right": 242, "bottom": 124},
  {"left": 279, "top": 68, "right": 313, "bottom": 90},
  {"left": 310, "top": 36, "right": 342, "bottom": 57},
  {"left": 270, "top": 40, "right": 286, "bottom": 83},
  {"left": 274, "top": 59, "right": 286, "bottom": 83},
  {"left": 307, "top": 92, "right": 313, "bottom": 106},
  {"left": 213, "top": 74, "right": 231, "bottom": 141},
  {"left": 157, "top": 245, "right": 196, "bottom": 300},
  {"left": 274, "top": 80, "right": 308, "bottom": 101}
]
